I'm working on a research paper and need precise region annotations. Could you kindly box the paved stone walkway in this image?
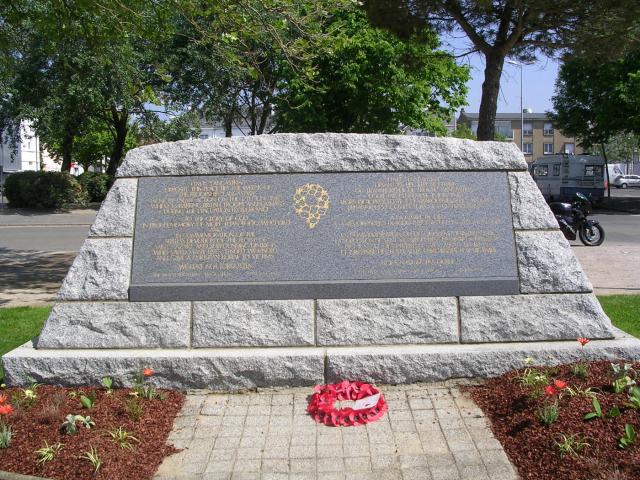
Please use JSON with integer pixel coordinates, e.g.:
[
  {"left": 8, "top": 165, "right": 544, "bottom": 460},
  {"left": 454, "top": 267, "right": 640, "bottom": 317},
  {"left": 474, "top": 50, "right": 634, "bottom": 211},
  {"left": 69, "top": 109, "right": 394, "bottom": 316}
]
[{"left": 154, "top": 381, "right": 518, "bottom": 480}]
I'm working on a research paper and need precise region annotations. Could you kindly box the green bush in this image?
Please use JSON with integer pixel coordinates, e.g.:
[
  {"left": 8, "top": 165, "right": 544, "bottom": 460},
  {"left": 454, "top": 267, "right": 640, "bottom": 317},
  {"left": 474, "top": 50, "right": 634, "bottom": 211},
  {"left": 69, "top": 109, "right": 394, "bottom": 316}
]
[
  {"left": 4, "top": 171, "right": 88, "bottom": 209},
  {"left": 77, "top": 172, "right": 112, "bottom": 203}
]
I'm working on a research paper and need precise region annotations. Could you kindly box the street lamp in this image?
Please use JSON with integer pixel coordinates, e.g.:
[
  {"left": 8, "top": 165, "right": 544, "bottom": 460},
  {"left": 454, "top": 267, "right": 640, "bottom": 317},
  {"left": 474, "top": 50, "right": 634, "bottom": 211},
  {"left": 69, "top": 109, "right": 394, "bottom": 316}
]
[{"left": 507, "top": 60, "right": 533, "bottom": 152}]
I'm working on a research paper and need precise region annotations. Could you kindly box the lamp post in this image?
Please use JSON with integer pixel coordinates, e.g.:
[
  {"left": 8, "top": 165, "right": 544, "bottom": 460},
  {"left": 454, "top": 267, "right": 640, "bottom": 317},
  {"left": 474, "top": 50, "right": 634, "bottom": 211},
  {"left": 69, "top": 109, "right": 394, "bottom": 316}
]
[{"left": 507, "top": 60, "right": 533, "bottom": 152}]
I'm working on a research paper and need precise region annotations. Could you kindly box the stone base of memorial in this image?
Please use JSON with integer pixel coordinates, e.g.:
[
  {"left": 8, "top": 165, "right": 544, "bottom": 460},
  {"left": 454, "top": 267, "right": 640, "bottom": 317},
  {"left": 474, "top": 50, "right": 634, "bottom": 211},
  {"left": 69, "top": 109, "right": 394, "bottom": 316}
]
[{"left": 3, "top": 134, "right": 640, "bottom": 390}]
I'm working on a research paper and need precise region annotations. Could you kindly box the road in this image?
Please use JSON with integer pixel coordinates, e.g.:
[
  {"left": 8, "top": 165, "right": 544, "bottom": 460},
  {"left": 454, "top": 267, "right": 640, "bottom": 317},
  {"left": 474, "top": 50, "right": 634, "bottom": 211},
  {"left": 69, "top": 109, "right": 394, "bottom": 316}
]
[
  {"left": 0, "top": 203, "right": 638, "bottom": 307},
  {"left": 0, "top": 208, "right": 96, "bottom": 307}
]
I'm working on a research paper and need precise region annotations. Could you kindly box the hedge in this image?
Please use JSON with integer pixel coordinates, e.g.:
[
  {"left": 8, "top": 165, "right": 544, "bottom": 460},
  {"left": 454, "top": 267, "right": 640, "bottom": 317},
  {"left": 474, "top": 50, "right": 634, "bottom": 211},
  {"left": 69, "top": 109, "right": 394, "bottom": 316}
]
[{"left": 4, "top": 171, "right": 88, "bottom": 209}]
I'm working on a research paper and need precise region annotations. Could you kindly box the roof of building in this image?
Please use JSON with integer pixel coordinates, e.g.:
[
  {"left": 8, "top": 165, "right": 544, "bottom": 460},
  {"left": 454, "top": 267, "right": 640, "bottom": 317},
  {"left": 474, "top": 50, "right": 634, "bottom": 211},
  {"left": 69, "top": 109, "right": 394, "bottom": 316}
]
[{"left": 458, "top": 112, "right": 551, "bottom": 121}]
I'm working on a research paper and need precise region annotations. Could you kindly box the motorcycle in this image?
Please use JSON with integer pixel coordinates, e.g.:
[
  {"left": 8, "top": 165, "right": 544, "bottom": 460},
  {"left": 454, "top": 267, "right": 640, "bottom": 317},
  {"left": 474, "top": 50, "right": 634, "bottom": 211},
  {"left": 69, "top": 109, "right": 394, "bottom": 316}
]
[{"left": 549, "top": 192, "right": 605, "bottom": 246}]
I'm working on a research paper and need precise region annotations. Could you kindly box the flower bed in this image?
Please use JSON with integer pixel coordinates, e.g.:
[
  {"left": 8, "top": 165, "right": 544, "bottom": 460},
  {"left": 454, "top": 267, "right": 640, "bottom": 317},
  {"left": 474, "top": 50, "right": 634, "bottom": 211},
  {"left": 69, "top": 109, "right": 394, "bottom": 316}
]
[
  {"left": 0, "top": 370, "right": 184, "bottom": 479},
  {"left": 467, "top": 354, "right": 640, "bottom": 480}
]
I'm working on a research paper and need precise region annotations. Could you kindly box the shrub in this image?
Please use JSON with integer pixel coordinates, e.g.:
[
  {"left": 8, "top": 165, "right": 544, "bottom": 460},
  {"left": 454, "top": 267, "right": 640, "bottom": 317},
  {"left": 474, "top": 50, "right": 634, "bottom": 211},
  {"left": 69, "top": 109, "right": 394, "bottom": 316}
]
[
  {"left": 4, "top": 171, "right": 88, "bottom": 209},
  {"left": 77, "top": 172, "right": 112, "bottom": 203}
]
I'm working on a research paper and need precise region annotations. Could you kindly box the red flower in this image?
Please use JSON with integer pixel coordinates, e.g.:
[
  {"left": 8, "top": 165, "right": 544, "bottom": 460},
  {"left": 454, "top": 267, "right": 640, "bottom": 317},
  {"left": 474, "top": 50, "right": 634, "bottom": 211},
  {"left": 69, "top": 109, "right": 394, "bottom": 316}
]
[
  {"left": 143, "top": 367, "right": 154, "bottom": 377},
  {"left": 544, "top": 385, "right": 557, "bottom": 396},
  {"left": 0, "top": 394, "right": 7, "bottom": 405},
  {"left": 554, "top": 380, "right": 567, "bottom": 389},
  {"left": 0, "top": 404, "right": 14, "bottom": 416},
  {"left": 577, "top": 337, "right": 590, "bottom": 346}
]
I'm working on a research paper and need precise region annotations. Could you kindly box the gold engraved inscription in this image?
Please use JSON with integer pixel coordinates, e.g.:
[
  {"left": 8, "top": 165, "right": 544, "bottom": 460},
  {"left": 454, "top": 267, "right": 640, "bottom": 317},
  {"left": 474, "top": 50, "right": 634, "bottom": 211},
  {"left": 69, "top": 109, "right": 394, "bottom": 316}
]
[{"left": 293, "top": 183, "right": 330, "bottom": 229}]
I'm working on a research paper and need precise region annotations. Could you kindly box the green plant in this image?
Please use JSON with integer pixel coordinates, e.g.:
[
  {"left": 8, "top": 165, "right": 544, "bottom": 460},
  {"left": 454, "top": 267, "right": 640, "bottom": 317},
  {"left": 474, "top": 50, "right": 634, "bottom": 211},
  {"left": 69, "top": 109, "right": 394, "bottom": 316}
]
[
  {"left": 81, "top": 446, "right": 101, "bottom": 474},
  {"left": 517, "top": 368, "right": 549, "bottom": 398},
  {"left": 584, "top": 397, "right": 604, "bottom": 420},
  {"left": 101, "top": 377, "right": 114, "bottom": 395},
  {"left": 611, "top": 363, "right": 637, "bottom": 393},
  {"left": 12, "top": 382, "right": 40, "bottom": 409},
  {"left": 626, "top": 386, "right": 640, "bottom": 409},
  {"left": 77, "top": 172, "right": 112, "bottom": 202},
  {"left": 619, "top": 424, "right": 637, "bottom": 449},
  {"left": 0, "top": 421, "right": 12, "bottom": 449},
  {"left": 565, "top": 385, "right": 600, "bottom": 399},
  {"left": 132, "top": 367, "right": 163, "bottom": 400},
  {"left": 571, "top": 362, "right": 589, "bottom": 379},
  {"left": 61, "top": 414, "right": 95, "bottom": 434},
  {"left": 4, "top": 171, "right": 87, "bottom": 209},
  {"left": 106, "top": 426, "right": 139, "bottom": 450},
  {"left": 536, "top": 400, "right": 559, "bottom": 426},
  {"left": 125, "top": 397, "right": 143, "bottom": 421},
  {"left": 35, "top": 441, "right": 63, "bottom": 464},
  {"left": 80, "top": 391, "right": 97, "bottom": 409},
  {"left": 553, "top": 432, "right": 591, "bottom": 458}
]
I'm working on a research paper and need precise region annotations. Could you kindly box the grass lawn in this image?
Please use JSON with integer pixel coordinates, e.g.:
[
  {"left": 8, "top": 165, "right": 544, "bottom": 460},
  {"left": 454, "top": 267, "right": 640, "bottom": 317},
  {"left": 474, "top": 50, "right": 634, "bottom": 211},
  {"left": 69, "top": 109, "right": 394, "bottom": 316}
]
[
  {"left": 598, "top": 294, "right": 640, "bottom": 338},
  {"left": 0, "top": 295, "right": 638, "bottom": 381},
  {"left": 0, "top": 306, "right": 51, "bottom": 381}
]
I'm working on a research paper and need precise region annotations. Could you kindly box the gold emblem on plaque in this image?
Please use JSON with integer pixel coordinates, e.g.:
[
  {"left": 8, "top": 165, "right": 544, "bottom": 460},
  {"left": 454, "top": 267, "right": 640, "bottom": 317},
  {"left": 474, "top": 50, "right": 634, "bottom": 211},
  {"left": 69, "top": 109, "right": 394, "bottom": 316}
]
[{"left": 293, "top": 183, "right": 330, "bottom": 229}]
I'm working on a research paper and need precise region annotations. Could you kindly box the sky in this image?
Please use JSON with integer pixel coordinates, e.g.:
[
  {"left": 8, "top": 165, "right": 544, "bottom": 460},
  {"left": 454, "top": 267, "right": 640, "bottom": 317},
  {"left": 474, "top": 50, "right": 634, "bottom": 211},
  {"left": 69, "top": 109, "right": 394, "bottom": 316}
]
[{"left": 442, "top": 33, "right": 561, "bottom": 114}]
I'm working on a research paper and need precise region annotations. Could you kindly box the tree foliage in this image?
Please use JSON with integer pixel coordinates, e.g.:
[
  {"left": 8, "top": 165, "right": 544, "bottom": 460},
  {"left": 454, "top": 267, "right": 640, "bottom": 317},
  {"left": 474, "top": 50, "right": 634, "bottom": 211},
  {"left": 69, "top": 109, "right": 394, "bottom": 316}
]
[
  {"left": 363, "top": 0, "right": 640, "bottom": 140},
  {"left": 276, "top": 9, "right": 468, "bottom": 134},
  {"left": 550, "top": 51, "right": 640, "bottom": 149}
]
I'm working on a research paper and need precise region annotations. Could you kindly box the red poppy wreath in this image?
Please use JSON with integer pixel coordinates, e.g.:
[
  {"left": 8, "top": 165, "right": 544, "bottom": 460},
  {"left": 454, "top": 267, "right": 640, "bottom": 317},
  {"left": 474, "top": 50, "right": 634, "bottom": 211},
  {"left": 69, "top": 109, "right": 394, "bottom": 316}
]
[{"left": 307, "top": 380, "right": 388, "bottom": 427}]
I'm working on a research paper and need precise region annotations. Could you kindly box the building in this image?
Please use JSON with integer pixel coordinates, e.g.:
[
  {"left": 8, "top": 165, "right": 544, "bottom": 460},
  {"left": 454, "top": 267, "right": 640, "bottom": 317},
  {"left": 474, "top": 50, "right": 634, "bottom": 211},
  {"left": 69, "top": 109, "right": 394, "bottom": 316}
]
[
  {"left": 457, "top": 111, "right": 583, "bottom": 162},
  {"left": 0, "top": 121, "right": 59, "bottom": 175}
]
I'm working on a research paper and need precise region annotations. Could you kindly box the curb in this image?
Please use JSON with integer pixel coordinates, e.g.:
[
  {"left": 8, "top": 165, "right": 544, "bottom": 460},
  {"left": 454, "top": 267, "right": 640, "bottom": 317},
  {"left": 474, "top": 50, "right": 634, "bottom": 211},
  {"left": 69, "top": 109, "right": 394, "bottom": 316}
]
[{"left": 0, "top": 472, "right": 50, "bottom": 480}]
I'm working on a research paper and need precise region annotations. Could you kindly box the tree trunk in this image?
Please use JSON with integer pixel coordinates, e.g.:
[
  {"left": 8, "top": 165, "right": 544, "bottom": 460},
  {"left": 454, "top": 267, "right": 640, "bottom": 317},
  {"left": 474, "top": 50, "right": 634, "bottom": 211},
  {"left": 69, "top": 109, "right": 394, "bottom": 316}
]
[
  {"left": 601, "top": 144, "right": 611, "bottom": 199},
  {"left": 106, "top": 110, "right": 129, "bottom": 177},
  {"left": 60, "top": 132, "right": 74, "bottom": 172},
  {"left": 477, "top": 53, "right": 505, "bottom": 141},
  {"left": 224, "top": 114, "right": 233, "bottom": 137}
]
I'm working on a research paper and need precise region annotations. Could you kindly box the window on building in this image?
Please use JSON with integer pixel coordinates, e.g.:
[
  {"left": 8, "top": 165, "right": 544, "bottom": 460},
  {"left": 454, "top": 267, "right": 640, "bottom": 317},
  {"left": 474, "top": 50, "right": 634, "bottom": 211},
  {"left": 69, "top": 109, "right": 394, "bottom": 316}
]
[
  {"left": 543, "top": 143, "right": 554, "bottom": 154},
  {"left": 534, "top": 165, "right": 548, "bottom": 176},
  {"left": 523, "top": 122, "right": 533, "bottom": 136},
  {"left": 553, "top": 164, "right": 560, "bottom": 176},
  {"left": 199, "top": 134, "right": 209, "bottom": 139},
  {"left": 543, "top": 122, "right": 554, "bottom": 135},
  {"left": 522, "top": 142, "right": 533, "bottom": 154},
  {"left": 495, "top": 121, "right": 513, "bottom": 139},
  {"left": 563, "top": 143, "right": 575, "bottom": 154}
]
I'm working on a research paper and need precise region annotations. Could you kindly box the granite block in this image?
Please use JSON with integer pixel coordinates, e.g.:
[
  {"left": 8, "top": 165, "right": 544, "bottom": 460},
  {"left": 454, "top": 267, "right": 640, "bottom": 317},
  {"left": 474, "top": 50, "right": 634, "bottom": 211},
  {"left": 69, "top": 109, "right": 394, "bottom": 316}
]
[
  {"left": 326, "top": 330, "right": 640, "bottom": 384},
  {"left": 192, "top": 301, "right": 314, "bottom": 347},
  {"left": 3, "top": 344, "right": 325, "bottom": 391},
  {"left": 316, "top": 297, "right": 458, "bottom": 345},
  {"left": 459, "top": 294, "right": 613, "bottom": 342},
  {"left": 508, "top": 172, "right": 558, "bottom": 230},
  {"left": 516, "top": 230, "right": 592, "bottom": 293},
  {"left": 89, "top": 178, "right": 138, "bottom": 237},
  {"left": 58, "top": 238, "right": 132, "bottom": 300},
  {"left": 37, "top": 302, "right": 191, "bottom": 348},
  {"left": 117, "top": 134, "right": 527, "bottom": 177}
]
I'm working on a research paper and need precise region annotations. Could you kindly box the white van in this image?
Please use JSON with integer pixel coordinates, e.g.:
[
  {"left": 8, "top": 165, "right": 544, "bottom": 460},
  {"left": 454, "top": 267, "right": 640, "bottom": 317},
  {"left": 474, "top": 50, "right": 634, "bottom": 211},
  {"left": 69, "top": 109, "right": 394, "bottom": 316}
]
[{"left": 530, "top": 154, "right": 605, "bottom": 202}]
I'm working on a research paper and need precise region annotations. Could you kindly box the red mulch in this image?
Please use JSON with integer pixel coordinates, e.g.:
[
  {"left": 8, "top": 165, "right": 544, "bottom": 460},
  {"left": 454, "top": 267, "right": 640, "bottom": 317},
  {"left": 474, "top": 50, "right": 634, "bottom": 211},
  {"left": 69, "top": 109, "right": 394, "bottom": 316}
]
[
  {"left": 0, "top": 385, "right": 184, "bottom": 480},
  {"left": 466, "top": 360, "right": 640, "bottom": 480}
]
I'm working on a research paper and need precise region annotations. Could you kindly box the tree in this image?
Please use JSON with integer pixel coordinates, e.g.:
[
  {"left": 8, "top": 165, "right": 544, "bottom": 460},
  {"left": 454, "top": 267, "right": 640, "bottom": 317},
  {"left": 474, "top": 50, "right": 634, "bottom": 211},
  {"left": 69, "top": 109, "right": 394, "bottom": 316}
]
[
  {"left": 0, "top": 0, "right": 171, "bottom": 174},
  {"left": 604, "top": 133, "right": 640, "bottom": 173},
  {"left": 550, "top": 50, "right": 640, "bottom": 197},
  {"left": 450, "top": 124, "right": 476, "bottom": 140},
  {"left": 550, "top": 51, "right": 640, "bottom": 148},
  {"left": 163, "top": 0, "right": 342, "bottom": 136},
  {"left": 363, "top": 0, "right": 640, "bottom": 140},
  {"left": 276, "top": 9, "right": 468, "bottom": 134},
  {"left": 136, "top": 111, "right": 202, "bottom": 146}
]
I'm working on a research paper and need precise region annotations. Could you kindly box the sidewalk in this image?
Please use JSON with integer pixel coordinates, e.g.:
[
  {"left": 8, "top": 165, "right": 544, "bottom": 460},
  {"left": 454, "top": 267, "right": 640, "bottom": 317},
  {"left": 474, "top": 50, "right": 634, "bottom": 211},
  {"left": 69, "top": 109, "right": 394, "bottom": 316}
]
[{"left": 154, "top": 381, "right": 518, "bottom": 480}]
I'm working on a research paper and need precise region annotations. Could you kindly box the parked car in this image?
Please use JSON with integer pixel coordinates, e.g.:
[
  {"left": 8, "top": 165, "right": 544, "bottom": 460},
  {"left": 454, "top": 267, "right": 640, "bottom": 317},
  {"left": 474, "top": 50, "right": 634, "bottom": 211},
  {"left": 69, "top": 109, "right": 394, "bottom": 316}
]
[{"left": 613, "top": 174, "right": 640, "bottom": 189}]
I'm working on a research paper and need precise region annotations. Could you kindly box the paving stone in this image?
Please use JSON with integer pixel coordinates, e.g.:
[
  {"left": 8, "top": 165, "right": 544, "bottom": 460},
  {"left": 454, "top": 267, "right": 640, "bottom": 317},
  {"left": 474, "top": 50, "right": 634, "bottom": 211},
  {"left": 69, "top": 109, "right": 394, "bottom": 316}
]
[
  {"left": 233, "top": 458, "right": 261, "bottom": 472},
  {"left": 154, "top": 382, "right": 520, "bottom": 480},
  {"left": 317, "top": 457, "right": 345, "bottom": 472}
]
